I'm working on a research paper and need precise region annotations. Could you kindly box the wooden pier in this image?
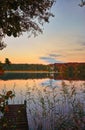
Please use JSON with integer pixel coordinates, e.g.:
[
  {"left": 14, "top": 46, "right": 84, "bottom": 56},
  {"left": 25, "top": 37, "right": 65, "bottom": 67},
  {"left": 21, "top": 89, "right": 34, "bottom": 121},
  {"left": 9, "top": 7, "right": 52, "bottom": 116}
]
[{"left": 2, "top": 101, "right": 29, "bottom": 130}]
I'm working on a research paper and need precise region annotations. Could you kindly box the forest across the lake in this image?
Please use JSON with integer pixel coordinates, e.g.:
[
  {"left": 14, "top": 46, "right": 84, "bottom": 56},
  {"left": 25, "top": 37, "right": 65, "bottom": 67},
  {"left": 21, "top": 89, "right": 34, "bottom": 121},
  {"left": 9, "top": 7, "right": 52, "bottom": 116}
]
[{"left": 0, "top": 62, "right": 85, "bottom": 80}]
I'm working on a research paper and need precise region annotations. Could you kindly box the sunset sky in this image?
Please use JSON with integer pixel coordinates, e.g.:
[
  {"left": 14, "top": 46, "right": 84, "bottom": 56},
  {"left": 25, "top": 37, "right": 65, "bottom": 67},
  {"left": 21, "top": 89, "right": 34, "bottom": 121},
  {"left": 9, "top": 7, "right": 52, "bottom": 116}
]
[{"left": 0, "top": 0, "right": 85, "bottom": 64}]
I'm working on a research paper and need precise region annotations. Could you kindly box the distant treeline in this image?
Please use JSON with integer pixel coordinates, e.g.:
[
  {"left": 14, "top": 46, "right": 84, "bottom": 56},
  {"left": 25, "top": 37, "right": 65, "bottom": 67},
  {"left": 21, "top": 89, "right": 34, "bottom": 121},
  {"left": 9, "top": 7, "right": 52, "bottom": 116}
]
[
  {"left": 1, "top": 63, "right": 85, "bottom": 74},
  {"left": 2, "top": 63, "right": 49, "bottom": 71},
  {"left": 0, "top": 63, "right": 85, "bottom": 80},
  {"left": 53, "top": 63, "right": 85, "bottom": 78}
]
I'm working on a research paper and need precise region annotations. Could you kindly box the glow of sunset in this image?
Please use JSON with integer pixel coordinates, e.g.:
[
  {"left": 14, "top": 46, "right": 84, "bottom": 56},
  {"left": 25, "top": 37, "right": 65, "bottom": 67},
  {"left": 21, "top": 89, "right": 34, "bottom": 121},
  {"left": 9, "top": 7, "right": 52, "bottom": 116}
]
[{"left": 0, "top": 0, "right": 85, "bottom": 64}]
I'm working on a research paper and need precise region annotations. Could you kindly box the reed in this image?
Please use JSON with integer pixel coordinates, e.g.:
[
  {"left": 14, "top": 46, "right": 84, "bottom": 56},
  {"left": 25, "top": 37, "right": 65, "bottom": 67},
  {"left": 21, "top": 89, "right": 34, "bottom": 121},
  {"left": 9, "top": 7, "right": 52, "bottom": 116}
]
[{"left": 26, "top": 81, "right": 85, "bottom": 130}]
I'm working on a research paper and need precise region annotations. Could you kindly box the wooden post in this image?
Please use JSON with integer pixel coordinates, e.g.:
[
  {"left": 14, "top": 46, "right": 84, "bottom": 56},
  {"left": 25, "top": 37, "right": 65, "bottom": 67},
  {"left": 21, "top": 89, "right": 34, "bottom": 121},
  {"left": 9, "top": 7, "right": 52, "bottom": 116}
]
[{"left": 24, "top": 100, "right": 27, "bottom": 106}]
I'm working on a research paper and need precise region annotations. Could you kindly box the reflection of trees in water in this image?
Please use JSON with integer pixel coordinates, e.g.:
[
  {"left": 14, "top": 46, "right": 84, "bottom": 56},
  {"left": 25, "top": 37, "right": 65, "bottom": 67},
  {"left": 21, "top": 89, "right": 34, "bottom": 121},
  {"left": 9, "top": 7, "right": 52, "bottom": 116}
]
[
  {"left": 0, "top": 73, "right": 49, "bottom": 80},
  {"left": 0, "top": 72, "right": 85, "bottom": 80},
  {"left": 53, "top": 73, "right": 85, "bottom": 80}
]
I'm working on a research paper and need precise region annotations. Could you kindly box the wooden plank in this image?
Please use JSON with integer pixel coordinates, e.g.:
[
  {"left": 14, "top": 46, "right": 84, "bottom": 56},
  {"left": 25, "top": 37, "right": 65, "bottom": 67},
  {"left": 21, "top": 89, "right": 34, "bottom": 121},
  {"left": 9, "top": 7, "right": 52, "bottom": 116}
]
[{"left": 3, "top": 103, "right": 29, "bottom": 130}]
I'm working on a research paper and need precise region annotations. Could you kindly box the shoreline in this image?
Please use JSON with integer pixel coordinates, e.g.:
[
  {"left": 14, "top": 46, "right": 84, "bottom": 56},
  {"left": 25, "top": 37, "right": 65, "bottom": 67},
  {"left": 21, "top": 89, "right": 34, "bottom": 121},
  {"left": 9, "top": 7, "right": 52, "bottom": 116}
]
[{"left": 4, "top": 70, "right": 58, "bottom": 74}]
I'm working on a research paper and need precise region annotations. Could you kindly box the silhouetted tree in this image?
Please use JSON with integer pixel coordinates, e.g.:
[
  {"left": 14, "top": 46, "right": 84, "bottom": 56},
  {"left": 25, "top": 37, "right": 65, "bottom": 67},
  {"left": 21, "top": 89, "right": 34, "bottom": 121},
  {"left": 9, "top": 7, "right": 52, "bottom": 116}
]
[
  {"left": 5, "top": 58, "right": 11, "bottom": 65},
  {"left": 0, "top": 0, "right": 55, "bottom": 50}
]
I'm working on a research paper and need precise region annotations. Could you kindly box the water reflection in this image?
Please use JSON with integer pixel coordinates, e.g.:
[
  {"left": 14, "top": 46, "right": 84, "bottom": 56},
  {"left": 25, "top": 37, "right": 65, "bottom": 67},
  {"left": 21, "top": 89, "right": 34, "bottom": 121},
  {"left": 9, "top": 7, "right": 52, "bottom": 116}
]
[
  {"left": 0, "top": 72, "right": 85, "bottom": 80},
  {"left": 0, "top": 73, "right": 85, "bottom": 130}
]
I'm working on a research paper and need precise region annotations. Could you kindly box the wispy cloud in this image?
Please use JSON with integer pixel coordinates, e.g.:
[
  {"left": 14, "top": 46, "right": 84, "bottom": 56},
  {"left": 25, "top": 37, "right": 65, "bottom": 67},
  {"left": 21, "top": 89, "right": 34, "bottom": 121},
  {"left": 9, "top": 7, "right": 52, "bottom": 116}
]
[
  {"left": 39, "top": 52, "right": 63, "bottom": 63},
  {"left": 73, "top": 48, "right": 85, "bottom": 51},
  {"left": 81, "top": 42, "right": 85, "bottom": 46},
  {"left": 40, "top": 56, "right": 61, "bottom": 63},
  {"left": 79, "top": 41, "right": 85, "bottom": 47},
  {"left": 49, "top": 54, "right": 62, "bottom": 58}
]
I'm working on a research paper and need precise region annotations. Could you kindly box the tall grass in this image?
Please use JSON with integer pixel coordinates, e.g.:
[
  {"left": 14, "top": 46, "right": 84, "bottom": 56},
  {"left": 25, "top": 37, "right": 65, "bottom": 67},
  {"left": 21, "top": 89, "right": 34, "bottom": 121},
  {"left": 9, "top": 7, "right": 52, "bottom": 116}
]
[{"left": 26, "top": 81, "right": 85, "bottom": 130}]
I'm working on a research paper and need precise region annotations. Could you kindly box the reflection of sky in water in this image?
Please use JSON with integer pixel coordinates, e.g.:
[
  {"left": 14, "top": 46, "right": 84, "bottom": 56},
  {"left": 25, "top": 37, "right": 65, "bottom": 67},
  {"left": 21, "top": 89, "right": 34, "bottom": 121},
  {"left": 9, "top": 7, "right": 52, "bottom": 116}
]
[
  {"left": 0, "top": 79, "right": 85, "bottom": 129},
  {"left": 0, "top": 79, "right": 85, "bottom": 103},
  {"left": 40, "top": 79, "right": 61, "bottom": 88}
]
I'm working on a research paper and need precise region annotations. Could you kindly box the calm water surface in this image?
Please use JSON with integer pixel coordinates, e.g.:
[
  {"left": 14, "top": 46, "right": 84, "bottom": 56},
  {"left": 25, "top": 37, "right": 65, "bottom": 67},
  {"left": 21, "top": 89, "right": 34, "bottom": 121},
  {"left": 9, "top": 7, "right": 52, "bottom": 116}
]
[
  {"left": 0, "top": 78, "right": 84, "bottom": 103},
  {"left": 0, "top": 73, "right": 85, "bottom": 130}
]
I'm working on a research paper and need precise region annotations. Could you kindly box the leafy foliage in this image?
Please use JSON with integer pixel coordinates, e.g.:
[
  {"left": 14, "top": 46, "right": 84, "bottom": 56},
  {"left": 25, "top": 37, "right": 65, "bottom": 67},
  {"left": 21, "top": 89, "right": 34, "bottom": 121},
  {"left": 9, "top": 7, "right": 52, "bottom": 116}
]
[
  {"left": 0, "top": 90, "right": 15, "bottom": 129},
  {"left": 0, "top": 91, "right": 15, "bottom": 114},
  {"left": 53, "top": 63, "right": 85, "bottom": 79},
  {"left": 0, "top": 0, "right": 55, "bottom": 49}
]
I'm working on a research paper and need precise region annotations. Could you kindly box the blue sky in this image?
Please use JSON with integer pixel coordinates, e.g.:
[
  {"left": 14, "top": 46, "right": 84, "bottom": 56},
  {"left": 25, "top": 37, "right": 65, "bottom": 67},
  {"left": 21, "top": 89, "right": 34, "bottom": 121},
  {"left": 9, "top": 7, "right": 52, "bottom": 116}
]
[{"left": 0, "top": 0, "right": 85, "bottom": 64}]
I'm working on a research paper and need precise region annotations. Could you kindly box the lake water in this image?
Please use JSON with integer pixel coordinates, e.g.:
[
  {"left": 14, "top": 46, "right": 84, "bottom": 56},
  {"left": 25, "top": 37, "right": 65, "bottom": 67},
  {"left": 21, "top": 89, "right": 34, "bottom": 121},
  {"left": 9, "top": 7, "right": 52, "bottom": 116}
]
[{"left": 0, "top": 73, "right": 85, "bottom": 130}]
